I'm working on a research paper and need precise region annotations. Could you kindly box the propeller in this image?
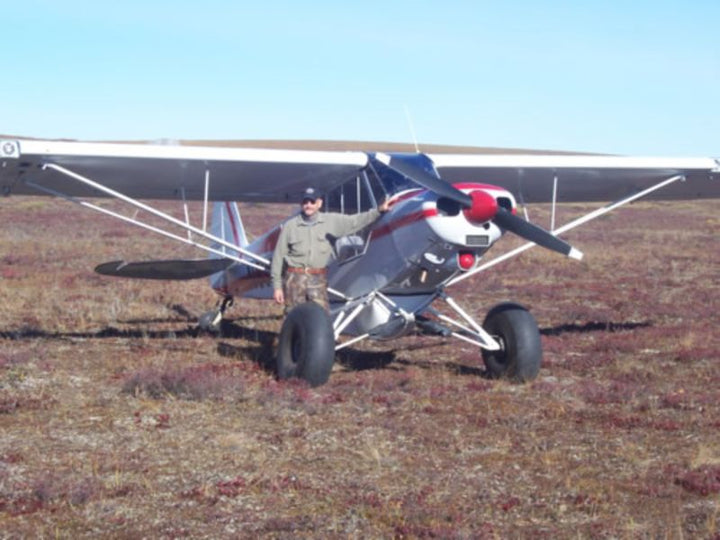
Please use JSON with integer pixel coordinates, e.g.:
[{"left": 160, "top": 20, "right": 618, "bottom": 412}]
[
  {"left": 374, "top": 153, "right": 583, "bottom": 260},
  {"left": 493, "top": 208, "right": 583, "bottom": 260}
]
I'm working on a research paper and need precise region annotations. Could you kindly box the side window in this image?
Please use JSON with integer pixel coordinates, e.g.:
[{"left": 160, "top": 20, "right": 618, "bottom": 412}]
[
  {"left": 357, "top": 176, "right": 373, "bottom": 212},
  {"left": 325, "top": 174, "right": 380, "bottom": 263},
  {"left": 326, "top": 175, "right": 376, "bottom": 214},
  {"left": 346, "top": 179, "right": 360, "bottom": 212},
  {"left": 325, "top": 185, "right": 344, "bottom": 213},
  {"left": 366, "top": 169, "right": 387, "bottom": 206},
  {"left": 326, "top": 180, "right": 355, "bottom": 213}
]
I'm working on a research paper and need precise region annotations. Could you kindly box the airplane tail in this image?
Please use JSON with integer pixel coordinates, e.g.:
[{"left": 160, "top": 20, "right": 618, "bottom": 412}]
[
  {"left": 93, "top": 202, "right": 251, "bottom": 283},
  {"left": 209, "top": 201, "right": 248, "bottom": 257}
]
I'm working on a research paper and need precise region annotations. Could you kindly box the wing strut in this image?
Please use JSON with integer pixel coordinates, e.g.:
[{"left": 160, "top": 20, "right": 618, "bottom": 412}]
[
  {"left": 550, "top": 172, "right": 558, "bottom": 231},
  {"left": 203, "top": 169, "right": 210, "bottom": 233},
  {"left": 180, "top": 187, "right": 191, "bottom": 241},
  {"left": 448, "top": 174, "right": 686, "bottom": 287},
  {"left": 25, "top": 181, "right": 266, "bottom": 271},
  {"left": 42, "top": 162, "right": 270, "bottom": 267}
]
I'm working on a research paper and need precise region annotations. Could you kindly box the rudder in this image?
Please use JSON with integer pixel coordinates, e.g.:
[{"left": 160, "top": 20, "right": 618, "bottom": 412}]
[{"left": 210, "top": 201, "right": 248, "bottom": 258}]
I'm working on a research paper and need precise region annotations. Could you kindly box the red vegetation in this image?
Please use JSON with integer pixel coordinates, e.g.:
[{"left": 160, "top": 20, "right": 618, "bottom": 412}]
[
  {"left": 675, "top": 466, "right": 720, "bottom": 496},
  {"left": 0, "top": 198, "right": 718, "bottom": 537}
]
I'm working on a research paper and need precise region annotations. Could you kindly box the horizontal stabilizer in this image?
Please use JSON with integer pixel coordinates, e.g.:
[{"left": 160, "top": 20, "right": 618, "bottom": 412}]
[{"left": 95, "top": 258, "right": 233, "bottom": 280}]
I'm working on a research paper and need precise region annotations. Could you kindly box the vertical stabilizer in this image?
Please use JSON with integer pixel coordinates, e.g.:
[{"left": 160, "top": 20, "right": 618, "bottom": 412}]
[{"left": 210, "top": 202, "right": 248, "bottom": 258}]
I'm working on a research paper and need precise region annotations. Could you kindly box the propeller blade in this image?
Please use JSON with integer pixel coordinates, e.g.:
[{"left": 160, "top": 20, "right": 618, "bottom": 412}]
[
  {"left": 95, "top": 258, "right": 233, "bottom": 280},
  {"left": 375, "top": 153, "right": 472, "bottom": 208},
  {"left": 493, "top": 208, "right": 583, "bottom": 260}
]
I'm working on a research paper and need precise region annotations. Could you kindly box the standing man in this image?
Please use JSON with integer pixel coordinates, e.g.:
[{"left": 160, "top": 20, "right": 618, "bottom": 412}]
[{"left": 271, "top": 186, "right": 391, "bottom": 312}]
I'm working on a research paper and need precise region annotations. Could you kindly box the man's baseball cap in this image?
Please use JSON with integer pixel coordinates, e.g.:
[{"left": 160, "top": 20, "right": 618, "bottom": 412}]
[{"left": 302, "top": 187, "right": 321, "bottom": 201}]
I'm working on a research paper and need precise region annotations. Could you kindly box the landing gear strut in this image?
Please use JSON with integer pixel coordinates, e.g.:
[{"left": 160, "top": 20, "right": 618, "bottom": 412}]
[
  {"left": 198, "top": 296, "right": 234, "bottom": 333},
  {"left": 427, "top": 294, "right": 541, "bottom": 383}
]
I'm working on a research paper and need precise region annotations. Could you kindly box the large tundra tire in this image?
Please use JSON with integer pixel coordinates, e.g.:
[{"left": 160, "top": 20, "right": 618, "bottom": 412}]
[
  {"left": 481, "top": 302, "right": 542, "bottom": 383},
  {"left": 276, "top": 302, "right": 335, "bottom": 387}
]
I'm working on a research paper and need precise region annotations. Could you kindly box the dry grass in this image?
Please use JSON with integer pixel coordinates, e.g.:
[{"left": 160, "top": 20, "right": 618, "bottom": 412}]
[{"left": 1, "top": 196, "right": 718, "bottom": 538}]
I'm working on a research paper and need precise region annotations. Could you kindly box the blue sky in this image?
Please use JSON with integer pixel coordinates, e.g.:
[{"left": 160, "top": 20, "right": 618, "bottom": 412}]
[{"left": 2, "top": 0, "right": 718, "bottom": 156}]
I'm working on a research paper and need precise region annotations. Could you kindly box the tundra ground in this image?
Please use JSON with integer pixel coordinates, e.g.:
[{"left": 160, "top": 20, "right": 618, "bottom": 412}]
[{"left": 1, "top": 197, "right": 718, "bottom": 538}]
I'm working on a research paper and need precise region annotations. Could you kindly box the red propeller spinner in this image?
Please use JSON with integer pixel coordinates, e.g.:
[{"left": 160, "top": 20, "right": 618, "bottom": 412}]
[{"left": 462, "top": 189, "right": 499, "bottom": 224}]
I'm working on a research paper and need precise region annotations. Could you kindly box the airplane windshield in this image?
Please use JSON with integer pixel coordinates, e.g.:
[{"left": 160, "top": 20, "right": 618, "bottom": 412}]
[
  {"left": 374, "top": 165, "right": 418, "bottom": 196},
  {"left": 325, "top": 159, "right": 420, "bottom": 215},
  {"left": 370, "top": 158, "right": 421, "bottom": 197}
]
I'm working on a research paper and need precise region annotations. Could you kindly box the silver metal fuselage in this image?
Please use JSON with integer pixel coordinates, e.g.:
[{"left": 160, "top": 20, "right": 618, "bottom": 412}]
[{"left": 212, "top": 183, "right": 513, "bottom": 337}]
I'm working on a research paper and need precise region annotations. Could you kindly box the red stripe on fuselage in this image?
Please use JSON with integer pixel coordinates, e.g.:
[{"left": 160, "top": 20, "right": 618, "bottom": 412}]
[
  {"left": 390, "top": 188, "right": 425, "bottom": 204},
  {"left": 372, "top": 208, "right": 438, "bottom": 241}
]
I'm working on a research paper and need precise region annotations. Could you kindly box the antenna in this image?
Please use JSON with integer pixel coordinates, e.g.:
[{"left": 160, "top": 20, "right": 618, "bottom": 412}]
[{"left": 403, "top": 105, "right": 420, "bottom": 153}]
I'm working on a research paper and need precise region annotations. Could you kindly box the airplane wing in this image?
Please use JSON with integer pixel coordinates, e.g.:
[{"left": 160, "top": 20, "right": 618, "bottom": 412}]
[
  {"left": 0, "top": 139, "right": 368, "bottom": 202},
  {"left": 429, "top": 154, "right": 720, "bottom": 202},
  {"left": 3, "top": 139, "right": 717, "bottom": 204},
  {"left": 1, "top": 137, "right": 717, "bottom": 288}
]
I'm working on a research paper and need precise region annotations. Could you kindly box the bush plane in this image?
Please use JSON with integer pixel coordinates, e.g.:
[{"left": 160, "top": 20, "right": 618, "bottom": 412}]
[{"left": 1, "top": 138, "right": 718, "bottom": 386}]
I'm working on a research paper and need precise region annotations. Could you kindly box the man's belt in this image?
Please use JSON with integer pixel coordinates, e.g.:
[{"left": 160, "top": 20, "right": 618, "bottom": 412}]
[{"left": 286, "top": 266, "right": 327, "bottom": 275}]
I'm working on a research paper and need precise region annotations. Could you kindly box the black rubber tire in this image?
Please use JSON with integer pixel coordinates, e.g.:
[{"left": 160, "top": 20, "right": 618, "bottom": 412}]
[
  {"left": 481, "top": 302, "right": 542, "bottom": 383},
  {"left": 276, "top": 302, "right": 335, "bottom": 387},
  {"left": 197, "top": 310, "right": 221, "bottom": 333}
]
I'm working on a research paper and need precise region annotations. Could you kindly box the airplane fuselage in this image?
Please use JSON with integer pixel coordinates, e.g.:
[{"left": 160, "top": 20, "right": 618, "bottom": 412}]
[{"left": 210, "top": 177, "right": 517, "bottom": 337}]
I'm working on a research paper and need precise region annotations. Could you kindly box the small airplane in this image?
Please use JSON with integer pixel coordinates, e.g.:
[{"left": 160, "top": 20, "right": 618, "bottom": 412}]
[{"left": 1, "top": 137, "right": 718, "bottom": 386}]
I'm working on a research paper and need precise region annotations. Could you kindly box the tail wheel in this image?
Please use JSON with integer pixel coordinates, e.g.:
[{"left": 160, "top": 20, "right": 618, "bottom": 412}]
[
  {"left": 277, "top": 302, "right": 335, "bottom": 387},
  {"left": 481, "top": 302, "right": 542, "bottom": 383},
  {"left": 198, "top": 296, "right": 233, "bottom": 334}
]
